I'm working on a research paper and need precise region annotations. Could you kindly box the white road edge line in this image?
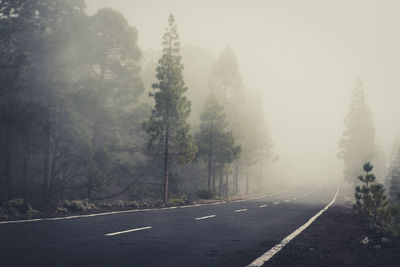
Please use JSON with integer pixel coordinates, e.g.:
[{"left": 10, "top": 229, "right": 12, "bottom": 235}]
[
  {"left": 0, "top": 192, "right": 283, "bottom": 225},
  {"left": 234, "top": 209, "right": 247, "bottom": 213},
  {"left": 246, "top": 187, "right": 340, "bottom": 267},
  {"left": 105, "top": 226, "right": 152, "bottom": 236},
  {"left": 195, "top": 215, "right": 216, "bottom": 220}
]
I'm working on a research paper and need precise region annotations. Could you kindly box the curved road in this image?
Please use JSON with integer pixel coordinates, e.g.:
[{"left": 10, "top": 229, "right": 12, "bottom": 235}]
[{"left": 0, "top": 188, "right": 336, "bottom": 266}]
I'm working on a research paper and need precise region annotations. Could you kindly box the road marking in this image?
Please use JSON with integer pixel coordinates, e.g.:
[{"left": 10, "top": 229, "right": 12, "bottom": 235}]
[
  {"left": 234, "top": 209, "right": 247, "bottom": 213},
  {"left": 247, "top": 187, "right": 340, "bottom": 267},
  {"left": 274, "top": 202, "right": 280, "bottom": 205},
  {"left": 105, "top": 226, "right": 152, "bottom": 236},
  {"left": 0, "top": 192, "right": 283, "bottom": 225},
  {"left": 231, "top": 192, "right": 282, "bottom": 204},
  {"left": 284, "top": 199, "right": 290, "bottom": 202},
  {"left": 292, "top": 197, "right": 297, "bottom": 200},
  {"left": 259, "top": 205, "right": 268, "bottom": 208},
  {"left": 0, "top": 218, "right": 44, "bottom": 224},
  {"left": 163, "top": 206, "right": 178, "bottom": 210},
  {"left": 195, "top": 215, "right": 216, "bottom": 220}
]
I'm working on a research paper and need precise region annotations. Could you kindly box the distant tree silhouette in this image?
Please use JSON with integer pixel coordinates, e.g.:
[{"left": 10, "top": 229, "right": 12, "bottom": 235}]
[{"left": 339, "top": 80, "right": 378, "bottom": 184}]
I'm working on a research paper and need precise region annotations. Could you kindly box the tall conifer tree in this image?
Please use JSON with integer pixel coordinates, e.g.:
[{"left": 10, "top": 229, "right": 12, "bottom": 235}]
[
  {"left": 144, "top": 15, "right": 197, "bottom": 202},
  {"left": 339, "top": 80, "right": 378, "bottom": 184}
]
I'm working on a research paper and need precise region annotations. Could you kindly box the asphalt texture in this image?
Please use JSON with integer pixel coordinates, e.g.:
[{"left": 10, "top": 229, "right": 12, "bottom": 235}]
[{"left": 0, "top": 188, "right": 336, "bottom": 267}]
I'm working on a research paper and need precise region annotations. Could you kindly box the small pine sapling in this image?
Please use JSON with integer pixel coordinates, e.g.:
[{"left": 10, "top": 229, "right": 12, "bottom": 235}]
[{"left": 354, "top": 162, "right": 388, "bottom": 228}]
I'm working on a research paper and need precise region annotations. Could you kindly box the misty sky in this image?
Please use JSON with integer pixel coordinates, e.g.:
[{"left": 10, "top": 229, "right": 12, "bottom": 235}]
[{"left": 85, "top": 0, "right": 400, "bottom": 184}]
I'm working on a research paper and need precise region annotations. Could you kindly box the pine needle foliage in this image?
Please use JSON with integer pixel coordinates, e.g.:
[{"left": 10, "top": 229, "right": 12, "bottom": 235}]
[
  {"left": 354, "top": 162, "right": 388, "bottom": 228},
  {"left": 143, "top": 15, "right": 197, "bottom": 202}
]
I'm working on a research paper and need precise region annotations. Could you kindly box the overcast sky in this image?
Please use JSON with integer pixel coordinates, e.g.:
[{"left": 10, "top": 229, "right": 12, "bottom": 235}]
[{"left": 85, "top": 0, "right": 400, "bottom": 184}]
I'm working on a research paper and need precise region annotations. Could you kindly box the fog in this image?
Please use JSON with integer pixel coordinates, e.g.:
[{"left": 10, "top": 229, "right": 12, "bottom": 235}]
[
  {"left": 86, "top": 0, "right": 400, "bottom": 186},
  {"left": 2, "top": 0, "right": 399, "bottom": 209}
]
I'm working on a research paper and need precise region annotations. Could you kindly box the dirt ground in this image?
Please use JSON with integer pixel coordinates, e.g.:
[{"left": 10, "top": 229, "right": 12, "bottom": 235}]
[{"left": 266, "top": 205, "right": 400, "bottom": 267}]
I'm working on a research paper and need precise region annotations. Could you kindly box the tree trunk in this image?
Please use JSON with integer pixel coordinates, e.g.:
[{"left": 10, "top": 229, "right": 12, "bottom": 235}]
[
  {"left": 225, "top": 174, "right": 229, "bottom": 199},
  {"left": 4, "top": 124, "right": 11, "bottom": 200},
  {"left": 22, "top": 131, "right": 31, "bottom": 199},
  {"left": 212, "top": 160, "right": 216, "bottom": 191},
  {"left": 48, "top": 138, "right": 58, "bottom": 201},
  {"left": 163, "top": 125, "right": 169, "bottom": 203},
  {"left": 234, "top": 162, "right": 239, "bottom": 192},
  {"left": 218, "top": 173, "right": 223, "bottom": 197},
  {"left": 246, "top": 174, "right": 249, "bottom": 195},
  {"left": 207, "top": 120, "right": 214, "bottom": 190},
  {"left": 42, "top": 123, "right": 52, "bottom": 204},
  {"left": 87, "top": 181, "right": 93, "bottom": 200}
]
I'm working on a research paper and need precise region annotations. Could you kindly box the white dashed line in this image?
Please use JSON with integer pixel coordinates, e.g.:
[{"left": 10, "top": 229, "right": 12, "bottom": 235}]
[
  {"left": 105, "top": 226, "right": 152, "bottom": 236},
  {"left": 292, "top": 197, "right": 297, "bottom": 200},
  {"left": 259, "top": 205, "right": 268, "bottom": 208},
  {"left": 284, "top": 199, "right": 290, "bottom": 202},
  {"left": 274, "top": 202, "right": 280, "bottom": 205},
  {"left": 234, "top": 209, "right": 247, "bottom": 213},
  {"left": 247, "top": 187, "right": 340, "bottom": 267},
  {"left": 195, "top": 215, "right": 216, "bottom": 220}
]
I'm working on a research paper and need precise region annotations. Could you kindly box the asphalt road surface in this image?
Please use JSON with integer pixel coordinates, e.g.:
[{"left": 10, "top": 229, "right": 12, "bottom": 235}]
[{"left": 0, "top": 187, "right": 336, "bottom": 267}]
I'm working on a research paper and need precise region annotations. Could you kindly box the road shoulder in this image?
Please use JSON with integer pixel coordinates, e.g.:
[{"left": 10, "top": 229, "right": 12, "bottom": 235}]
[{"left": 266, "top": 205, "right": 400, "bottom": 267}]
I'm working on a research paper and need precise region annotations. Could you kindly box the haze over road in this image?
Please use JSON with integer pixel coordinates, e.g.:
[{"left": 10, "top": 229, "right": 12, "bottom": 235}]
[{"left": 0, "top": 188, "right": 336, "bottom": 267}]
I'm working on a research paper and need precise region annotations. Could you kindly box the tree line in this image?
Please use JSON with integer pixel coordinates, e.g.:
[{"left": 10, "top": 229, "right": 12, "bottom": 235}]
[{"left": 0, "top": 1, "right": 275, "bottom": 207}]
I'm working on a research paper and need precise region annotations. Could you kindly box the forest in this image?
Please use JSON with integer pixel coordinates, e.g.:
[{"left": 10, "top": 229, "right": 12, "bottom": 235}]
[
  {"left": 3, "top": 2, "right": 400, "bottom": 266},
  {"left": 0, "top": 0, "right": 275, "bottom": 211},
  {"left": 1, "top": 0, "right": 400, "bottom": 224}
]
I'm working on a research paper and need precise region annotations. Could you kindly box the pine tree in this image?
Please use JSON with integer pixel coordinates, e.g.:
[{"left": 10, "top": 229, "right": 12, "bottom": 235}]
[
  {"left": 239, "top": 87, "right": 275, "bottom": 194},
  {"left": 339, "top": 80, "right": 378, "bottom": 184},
  {"left": 82, "top": 7, "right": 143, "bottom": 199},
  {"left": 213, "top": 129, "right": 240, "bottom": 197},
  {"left": 144, "top": 15, "right": 197, "bottom": 202},
  {"left": 209, "top": 47, "right": 247, "bottom": 192},
  {"left": 354, "top": 162, "right": 388, "bottom": 227},
  {"left": 196, "top": 93, "right": 240, "bottom": 193},
  {"left": 209, "top": 48, "right": 274, "bottom": 194},
  {"left": 196, "top": 93, "right": 226, "bottom": 190}
]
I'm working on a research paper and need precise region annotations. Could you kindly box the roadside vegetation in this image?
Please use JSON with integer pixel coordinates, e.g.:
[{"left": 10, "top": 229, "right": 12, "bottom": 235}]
[
  {"left": 353, "top": 162, "right": 400, "bottom": 237},
  {"left": 337, "top": 79, "right": 400, "bottom": 236}
]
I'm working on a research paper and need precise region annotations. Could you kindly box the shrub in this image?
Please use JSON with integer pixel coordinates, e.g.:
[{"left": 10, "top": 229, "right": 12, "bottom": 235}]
[
  {"left": 112, "top": 200, "right": 128, "bottom": 208},
  {"left": 99, "top": 202, "right": 112, "bottom": 209},
  {"left": 168, "top": 197, "right": 185, "bottom": 206},
  {"left": 0, "top": 199, "right": 38, "bottom": 219},
  {"left": 151, "top": 200, "right": 164, "bottom": 207},
  {"left": 139, "top": 201, "right": 150, "bottom": 208},
  {"left": 195, "top": 189, "right": 216, "bottom": 199},
  {"left": 63, "top": 200, "right": 86, "bottom": 212},
  {"left": 56, "top": 207, "right": 68, "bottom": 215},
  {"left": 2, "top": 199, "right": 26, "bottom": 212},
  {"left": 354, "top": 162, "right": 388, "bottom": 229},
  {"left": 129, "top": 201, "right": 141, "bottom": 208},
  {"left": 26, "top": 208, "right": 39, "bottom": 219}
]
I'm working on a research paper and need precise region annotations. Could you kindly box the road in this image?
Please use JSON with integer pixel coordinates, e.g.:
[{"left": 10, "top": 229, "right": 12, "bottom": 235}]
[{"left": 0, "top": 188, "right": 336, "bottom": 267}]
